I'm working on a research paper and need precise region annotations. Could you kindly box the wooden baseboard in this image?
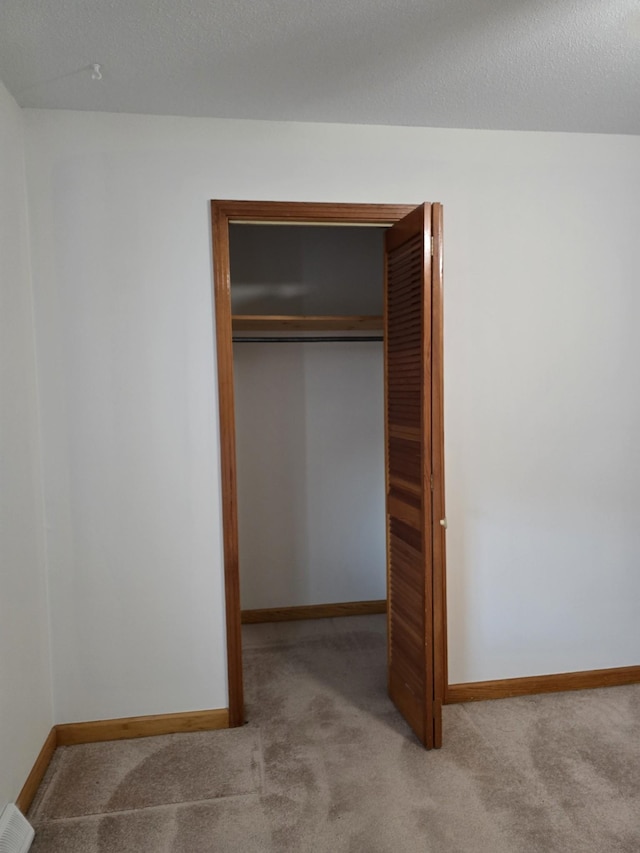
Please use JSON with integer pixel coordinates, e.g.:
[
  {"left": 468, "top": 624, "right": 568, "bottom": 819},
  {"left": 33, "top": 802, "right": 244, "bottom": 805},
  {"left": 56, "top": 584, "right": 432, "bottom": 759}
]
[
  {"left": 241, "top": 599, "right": 387, "bottom": 624},
  {"left": 16, "top": 708, "right": 229, "bottom": 812},
  {"left": 56, "top": 708, "right": 230, "bottom": 746},
  {"left": 15, "top": 727, "right": 58, "bottom": 815},
  {"left": 15, "top": 709, "right": 229, "bottom": 812},
  {"left": 445, "top": 665, "right": 640, "bottom": 704}
]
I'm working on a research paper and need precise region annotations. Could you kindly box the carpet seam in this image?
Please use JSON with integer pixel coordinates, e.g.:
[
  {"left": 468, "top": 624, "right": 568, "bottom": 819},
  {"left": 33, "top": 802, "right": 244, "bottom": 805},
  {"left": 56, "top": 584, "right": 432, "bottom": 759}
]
[
  {"left": 27, "top": 747, "right": 64, "bottom": 824},
  {"left": 34, "top": 790, "right": 264, "bottom": 824}
]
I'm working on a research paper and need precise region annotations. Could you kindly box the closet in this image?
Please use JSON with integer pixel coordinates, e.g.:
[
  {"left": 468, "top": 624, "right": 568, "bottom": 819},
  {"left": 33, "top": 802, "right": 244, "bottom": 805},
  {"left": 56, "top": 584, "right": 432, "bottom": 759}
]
[
  {"left": 230, "top": 224, "right": 387, "bottom": 619},
  {"left": 211, "top": 200, "right": 446, "bottom": 749}
]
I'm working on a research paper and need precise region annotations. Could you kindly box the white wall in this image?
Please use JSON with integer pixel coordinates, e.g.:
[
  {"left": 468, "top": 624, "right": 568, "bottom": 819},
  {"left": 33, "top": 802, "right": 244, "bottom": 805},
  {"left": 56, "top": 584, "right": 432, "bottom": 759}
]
[
  {"left": 235, "top": 341, "right": 386, "bottom": 609},
  {"left": 22, "top": 110, "right": 640, "bottom": 722},
  {"left": 229, "top": 224, "right": 384, "bottom": 315},
  {"left": 0, "top": 82, "right": 52, "bottom": 806}
]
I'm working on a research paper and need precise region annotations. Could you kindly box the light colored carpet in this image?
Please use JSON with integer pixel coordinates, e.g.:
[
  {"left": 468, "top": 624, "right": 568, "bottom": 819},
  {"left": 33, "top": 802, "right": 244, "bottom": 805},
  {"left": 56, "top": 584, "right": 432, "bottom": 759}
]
[{"left": 29, "top": 616, "right": 640, "bottom": 852}]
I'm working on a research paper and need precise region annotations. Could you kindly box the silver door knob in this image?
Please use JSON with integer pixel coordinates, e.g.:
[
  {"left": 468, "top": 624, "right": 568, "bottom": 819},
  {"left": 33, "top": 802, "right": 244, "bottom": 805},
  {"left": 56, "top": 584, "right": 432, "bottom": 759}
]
[{"left": 440, "top": 518, "right": 448, "bottom": 529}]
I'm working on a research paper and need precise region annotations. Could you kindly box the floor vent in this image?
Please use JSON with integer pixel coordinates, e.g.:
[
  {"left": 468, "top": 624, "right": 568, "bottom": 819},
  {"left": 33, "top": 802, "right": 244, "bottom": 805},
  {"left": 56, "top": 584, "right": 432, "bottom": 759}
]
[{"left": 0, "top": 805, "right": 34, "bottom": 853}]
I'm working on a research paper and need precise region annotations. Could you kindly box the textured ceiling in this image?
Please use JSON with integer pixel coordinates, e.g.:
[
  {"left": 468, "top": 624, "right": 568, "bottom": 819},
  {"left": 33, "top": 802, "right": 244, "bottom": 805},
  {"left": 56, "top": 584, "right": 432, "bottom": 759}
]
[{"left": 1, "top": 0, "right": 639, "bottom": 133}]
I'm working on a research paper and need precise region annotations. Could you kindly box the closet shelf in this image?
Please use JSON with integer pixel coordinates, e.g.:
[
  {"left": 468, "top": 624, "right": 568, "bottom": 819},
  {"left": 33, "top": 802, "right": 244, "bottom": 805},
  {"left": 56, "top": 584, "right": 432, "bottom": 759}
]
[{"left": 232, "top": 315, "right": 383, "bottom": 331}]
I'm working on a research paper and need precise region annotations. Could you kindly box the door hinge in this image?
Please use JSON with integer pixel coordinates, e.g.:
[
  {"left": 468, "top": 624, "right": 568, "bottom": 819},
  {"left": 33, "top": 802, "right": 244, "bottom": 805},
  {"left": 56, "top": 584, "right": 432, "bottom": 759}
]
[
  {"left": 430, "top": 235, "right": 434, "bottom": 256},
  {"left": 430, "top": 474, "right": 434, "bottom": 490}
]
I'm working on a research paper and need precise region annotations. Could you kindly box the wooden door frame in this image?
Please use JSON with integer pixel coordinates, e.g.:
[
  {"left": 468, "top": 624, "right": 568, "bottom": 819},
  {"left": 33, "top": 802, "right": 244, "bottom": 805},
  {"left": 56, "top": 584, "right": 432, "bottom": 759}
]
[{"left": 210, "top": 200, "right": 446, "bottom": 728}]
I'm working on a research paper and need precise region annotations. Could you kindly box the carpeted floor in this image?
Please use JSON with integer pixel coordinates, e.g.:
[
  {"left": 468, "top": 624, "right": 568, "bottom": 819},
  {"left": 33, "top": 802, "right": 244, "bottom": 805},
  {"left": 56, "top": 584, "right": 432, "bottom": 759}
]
[{"left": 29, "top": 615, "right": 640, "bottom": 852}]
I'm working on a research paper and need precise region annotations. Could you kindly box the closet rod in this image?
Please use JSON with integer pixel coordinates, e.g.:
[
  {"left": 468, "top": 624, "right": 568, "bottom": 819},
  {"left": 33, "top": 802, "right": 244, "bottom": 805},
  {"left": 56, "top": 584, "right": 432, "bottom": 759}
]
[{"left": 232, "top": 335, "right": 384, "bottom": 344}]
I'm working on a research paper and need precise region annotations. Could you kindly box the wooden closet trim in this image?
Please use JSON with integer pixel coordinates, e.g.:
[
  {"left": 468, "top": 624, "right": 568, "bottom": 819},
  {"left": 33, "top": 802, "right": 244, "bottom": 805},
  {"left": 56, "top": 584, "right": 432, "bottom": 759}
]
[
  {"left": 214, "top": 200, "right": 416, "bottom": 226},
  {"left": 210, "top": 200, "right": 440, "bottom": 727}
]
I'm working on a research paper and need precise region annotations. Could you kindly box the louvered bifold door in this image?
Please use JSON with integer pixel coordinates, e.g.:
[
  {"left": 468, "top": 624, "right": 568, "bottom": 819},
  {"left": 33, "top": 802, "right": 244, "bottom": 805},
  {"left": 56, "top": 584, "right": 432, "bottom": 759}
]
[{"left": 384, "top": 203, "right": 440, "bottom": 749}]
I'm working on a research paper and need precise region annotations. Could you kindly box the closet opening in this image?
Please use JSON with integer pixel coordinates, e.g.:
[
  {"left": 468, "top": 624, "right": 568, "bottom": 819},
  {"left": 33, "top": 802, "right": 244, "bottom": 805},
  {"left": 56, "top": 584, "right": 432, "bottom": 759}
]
[{"left": 211, "top": 201, "right": 446, "bottom": 749}]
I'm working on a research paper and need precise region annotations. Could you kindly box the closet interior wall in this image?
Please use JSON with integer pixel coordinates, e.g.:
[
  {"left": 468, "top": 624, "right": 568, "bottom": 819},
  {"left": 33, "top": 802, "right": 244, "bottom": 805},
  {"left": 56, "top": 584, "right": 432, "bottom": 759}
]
[{"left": 230, "top": 225, "right": 387, "bottom": 610}]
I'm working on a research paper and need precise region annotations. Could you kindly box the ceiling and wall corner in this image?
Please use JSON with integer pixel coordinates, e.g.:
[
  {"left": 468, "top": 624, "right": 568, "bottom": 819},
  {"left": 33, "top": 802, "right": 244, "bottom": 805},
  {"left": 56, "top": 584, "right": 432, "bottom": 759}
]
[{"left": 0, "top": 0, "right": 639, "bottom": 134}]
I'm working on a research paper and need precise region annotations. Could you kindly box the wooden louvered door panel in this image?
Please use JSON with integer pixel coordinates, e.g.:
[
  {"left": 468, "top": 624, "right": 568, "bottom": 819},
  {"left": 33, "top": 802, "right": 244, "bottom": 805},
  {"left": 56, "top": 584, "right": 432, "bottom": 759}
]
[{"left": 385, "top": 203, "right": 441, "bottom": 749}]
